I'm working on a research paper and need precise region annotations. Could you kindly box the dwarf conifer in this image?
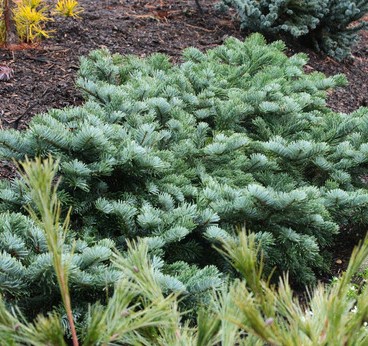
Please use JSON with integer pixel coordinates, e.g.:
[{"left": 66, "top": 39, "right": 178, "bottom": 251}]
[{"left": 0, "top": 35, "right": 367, "bottom": 313}]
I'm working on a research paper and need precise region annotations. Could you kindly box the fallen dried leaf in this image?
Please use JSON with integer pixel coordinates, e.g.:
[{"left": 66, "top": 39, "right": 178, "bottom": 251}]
[{"left": 0, "top": 66, "right": 14, "bottom": 81}]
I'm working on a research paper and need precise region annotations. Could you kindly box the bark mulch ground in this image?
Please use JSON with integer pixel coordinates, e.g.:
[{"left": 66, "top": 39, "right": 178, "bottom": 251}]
[{"left": 0, "top": 0, "right": 367, "bottom": 280}]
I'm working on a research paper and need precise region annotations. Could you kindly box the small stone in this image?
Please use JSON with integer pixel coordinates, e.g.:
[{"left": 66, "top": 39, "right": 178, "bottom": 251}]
[
  {"left": 335, "top": 259, "right": 343, "bottom": 265},
  {"left": 265, "top": 317, "right": 274, "bottom": 326},
  {"left": 133, "top": 265, "right": 139, "bottom": 273},
  {"left": 121, "top": 309, "right": 130, "bottom": 317}
]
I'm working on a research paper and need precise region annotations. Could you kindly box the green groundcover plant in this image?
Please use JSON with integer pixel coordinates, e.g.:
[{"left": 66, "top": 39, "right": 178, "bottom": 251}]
[
  {"left": 1, "top": 157, "right": 368, "bottom": 345},
  {"left": 0, "top": 34, "right": 368, "bottom": 316},
  {"left": 219, "top": 0, "right": 368, "bottom": 60}
]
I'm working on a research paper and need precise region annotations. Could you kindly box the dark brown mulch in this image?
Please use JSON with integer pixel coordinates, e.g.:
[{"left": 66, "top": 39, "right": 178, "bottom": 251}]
[
  {"left": 0, "top": 0, "right": 243, "bottom": 130},
  {"left": 0, "top": 0, "right": 367, "bottom": 279},
  {"left": 293, "top": 30, "right": 368, "bottom": 113}
]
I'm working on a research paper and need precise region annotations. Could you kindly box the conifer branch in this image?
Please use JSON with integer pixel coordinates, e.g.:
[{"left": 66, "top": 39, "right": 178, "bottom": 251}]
[{"left": 19, "top": 157, "right": 79, "bottom": 346}]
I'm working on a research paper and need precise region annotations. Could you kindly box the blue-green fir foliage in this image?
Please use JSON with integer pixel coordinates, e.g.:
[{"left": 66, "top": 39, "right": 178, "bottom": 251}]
[
  {"left": 0, "top": 212, "right": 121, "bottom": 318},
  {"left": 220, "top": 0, "right": 368, "bottom": 60},
  {"left": 0, "top": 34, "right": 368, "bottom": 310}
]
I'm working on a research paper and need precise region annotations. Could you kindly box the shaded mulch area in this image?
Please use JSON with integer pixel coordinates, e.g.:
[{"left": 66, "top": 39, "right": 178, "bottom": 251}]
[
  {"left": 0, "top": 0, "right": 242, "bottom": 130},
  {"left": 0, "top": 0, "right": 367, "bottom": 279}
]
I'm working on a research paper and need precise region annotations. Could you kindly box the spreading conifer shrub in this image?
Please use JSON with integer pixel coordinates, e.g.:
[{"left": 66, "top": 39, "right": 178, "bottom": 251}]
[
  {"left": 0, "top": 211, "right": 123, "bottom": 320},
  {"left": 219, "top": 0, "right": 368, "bottom": 60},
  {"left": 2, "top": 158, "right": 368, "bottom": 344},
  {"left": 1, "top": 34, "right": 368, "bottom": 310},
  {"left": 2, "top": 177, "right": 368, "bottom": 346}
]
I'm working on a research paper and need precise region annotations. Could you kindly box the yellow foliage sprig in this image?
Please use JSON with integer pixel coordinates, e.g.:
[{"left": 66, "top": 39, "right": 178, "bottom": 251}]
[
  {"left": 0, "top": 0, "right": 82, "bottom": 44},
  {"left": 54, "top": 0, "right": 82, "bottom": 18},
  {"left": 12, "top": 0, "right": 52, "bottom": 42}
]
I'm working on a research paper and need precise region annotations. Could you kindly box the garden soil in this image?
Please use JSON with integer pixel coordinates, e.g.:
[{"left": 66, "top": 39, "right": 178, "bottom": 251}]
[{"left": 0, "top": 0, "right": 367, "bottom": 281}]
